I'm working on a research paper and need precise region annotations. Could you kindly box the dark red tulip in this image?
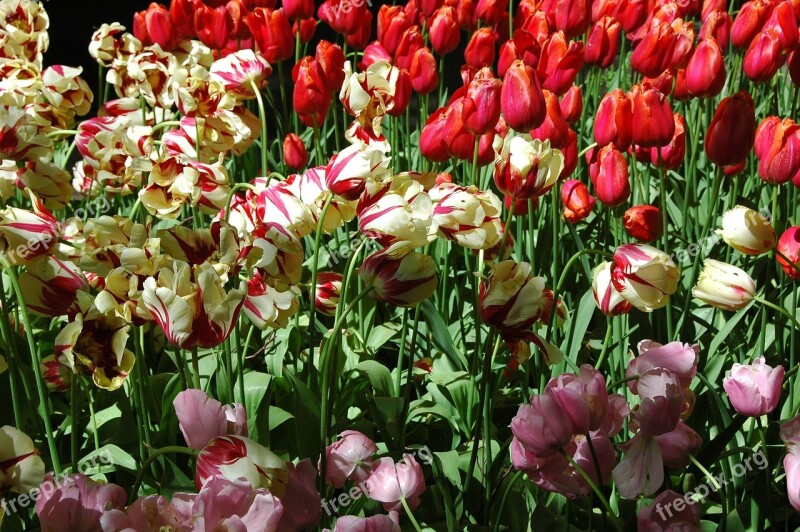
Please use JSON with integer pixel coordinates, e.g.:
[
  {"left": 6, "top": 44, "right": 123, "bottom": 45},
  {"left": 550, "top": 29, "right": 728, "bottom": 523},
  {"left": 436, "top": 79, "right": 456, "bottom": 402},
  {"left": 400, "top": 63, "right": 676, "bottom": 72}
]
[
  {"left": 315, "top": 40, "right": 346, "bottom": 93},
  {"left": 134, "top": 3, "right": 179, "bottom": 51},
  {"left": 247, "top": 8, "right": 293, "bottom": 63},
  {"left": 562, "top": 179, "right": 596, "bottom": 223},
  {"left": 456, "top": 0, "right": 478, "bottom": 32},
  {"left": 789, "top": 44, "right": 800, "bottom": 85},
  {"left": 410, "top": 48, "right": 439, "bottom": 95},
  {"left": 559, "top": 85, "right": 582, "bottom": 124},
  {"left": 394, "top": 26, "right": 425, "bottom": 71},
  {"left": 194, "top": 3, "right": 233, "bottom": 50},
  {"left": 559, "top": 128, "right": 579, "bottom": 180},
  {"left": 744, "top": 29, "right": 785, "bottom": 82},
  {"left": 540, "top": 0, "right": 591, "bottom": 38},
  {"left": 630, "top": 85, "right": 675, "bottom": 148},
  {"left": 700, "top": 9, "right": 731, "bottom": 47},
  {"left": 650, "top": 113, "right": 686, "bottom": 170},
  {"left": 292, "top": 56, "right": 331, "bottom": 126},
  {"left": 464, "top": 27, "right": 497, "bottom": 68},
  {"left": 623, "top": 205, "right": 662, "bottom": 242},
  {"left": 475, "top": 0, "right": 505, "bottom": 26},
  {"left": 670, "top": 19, "right": 696, "bottom": 69},
  {"left": 420, "top": 107, "right": 451, "bottom": 162},
  {"left": 377, "top": 5, "right": 411, "bottom": 56},
  {"left": 754, "top": 117, "right": 800, "bottom": 184},
  {"left": 283, "top": 0, "right": 314, "bottom": 20},
  {"left": 731, "top": 0, "right": 771, "bottom": 49},
  {"left": 530, "top": 90, "right": 570, "bottom": 149},
  {"left": 672, "top": 69, "right": 692, "bottom": 100},
  {"left": 585, "top": 16, "right": 622, "bottom": 68},
  {"left": 430, "top": 6, "right": 460, "bottom": 55},
  {"left": 501, "top": 60, "right": 546, "bottom": 132},
  {"left": 169, "top": 0, "right": 196, "bottom": 38},
  {"left": 704, "top": 91, "right": 757, "bottom": 167},
  {"left": 461, "top": 67, "right": 501, "bottom": 135},
  {"left": 685, "top": 38, "right": 726, "bottom": 98},
  {"left": 537, "top": 31, "right": 584, "bottom": 96},
  {"left": 419, "top": 0, "right": 444, "bottom": 18},
  {"left": 594, "top": 89, "right": 632, "bottom": 150},
  {"left": 283, "top": 133, "right": 309, "bottom": 170},
  {"left": 589, "top": 145, "right": 631, "bottom": 207},
  {"left": 225, "top": 0, "right": 251, "bottom": 41},
  {"left": 293, "top": 18, "right": 316, "bottom": 43},
  {"left": 443, "top": 98, "right": 476, "bottom": 160},
  {"left": 345, "top": 10, "right": 372, "bottom": 50}
]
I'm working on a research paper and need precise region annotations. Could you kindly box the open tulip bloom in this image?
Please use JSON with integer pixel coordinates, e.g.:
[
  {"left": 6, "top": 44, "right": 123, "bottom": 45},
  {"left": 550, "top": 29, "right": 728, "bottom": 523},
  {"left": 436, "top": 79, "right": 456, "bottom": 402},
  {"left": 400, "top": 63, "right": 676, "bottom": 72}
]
[{"left": 2, "top": 0, "right": 800, "bottom": 529}]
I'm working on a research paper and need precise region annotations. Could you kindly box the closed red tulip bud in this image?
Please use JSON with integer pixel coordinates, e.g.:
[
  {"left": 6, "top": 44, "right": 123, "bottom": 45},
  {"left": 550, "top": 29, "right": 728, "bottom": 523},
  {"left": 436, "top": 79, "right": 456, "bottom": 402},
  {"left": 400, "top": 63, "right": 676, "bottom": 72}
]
[
  {"left": 247, "top": 8, "right": 294, "bottom": 63},
  {"left": 790, "top": 45, "right": 800, "bottom": 86},
  {"left": 430, "top": 6, "right": 460, "bottom": 55},
  {"left": 623, "top": 205, "right": 662, "bottom": 242},
  {"left": 650, "top": 113, "right": 686, "bottom": 169},
  {"left": 501, "top": 60, "right": 546, "bottom": 132},
  {"left": 410, "top": 48, "right": 439, "bottom": 95},
  {"left": 537, "top": 32, "right": 584, "bottom": 96},
  {"left": 475, "top": 0, "right": 505, "bottom": 25},
  {"left": 359, "top": 41, "right": 392, "bottom": 70},
  {"left": 456, "top": 0, "right": 478, "bottom": 31},
  {"left": 643, "top": 70, "right": 675, "bottom": 96},
  {"left": 670, "top": 20, "right": 696, "bottom": 69},
  {"left": 630, "top": 85, "right": 675, "bottom": 148},
  {"left": 283, "top": 0, "right": 314, "bottom": 20},
  {"left": 762, "top": 0, "right": 798, "bottom": 51},
  {"left": 462, "top": 67, "right": 502, "bottom": 135},
  {"left": 345, "top": 10, "right": 373, "bottom": 50},
  {"left": 225, "top": 0, "right": 251, "bottom": 41},
  {"left": 672, "top": 69, "right": 692, "bottom": 100},
  {"left": 586, "top": 16, "right": 622, "bottom": 68},
  {"left": 744, "top": 29, "right": 784, "bottom": 82},
  {"left": 293, "top": 18, "right": 317, "bottom": 43},
  {"left": 531, "top": 90, "right": 570, "bottom": 149},
  {"left": 754, "top": 117, "right": 800, "bottom": 184},
  {"left": 464, "top": 28, "right": 497, "bottom": 68},
  {"left": 420, "top": 0, "right": 444, "bottom": 18},
  {"left": 195, "top": 4, "right": 233, "bottom": 50},
  {"left": 520, "top": 9, "right": 549, "bottom": 42},
  {"left": 292, "top": 56, "right": 331, "bottom": 123},
  {"left": 705, "top": 91, "right": 756, "bottom": 167},
  {"left": 394, "top": 26, "right": 425, "bottom": 71},
  {"left": 498, "top": 30, "right": 541, "bottom": 77},
  {"left": 631, "top": 22, "right": 676, "bottom": 78},
  {"left": 777, "top": 226, "right": 800, "bottom": 279},
  {"left": 685, "top": 38, "right": 726, "bottom": 98},
  {"left": 559, "top": 128, "right": 578, "bottom": 180},
  {"left": 443, "top": 98, "right": 476, "bottom": 160},
  {"left": 562, "top": 179, "right": 596, "bottom": 223},
  {"left": 283, "top": 133, "right": 309, "bottom": 170},
  {"left": 724, "top": 160, "right": 747, "bottom": 177},
  {"left": 541, "top": 0, "right": 591, "bottom": 38},
  {"left": 420, "top": 107, "right": 451, "bottom": 162},
  {"left": 614, "top": 0, "right": 648, "bottom": 33},
  {"left": 702, "top": 0, "right": 726, "bottom": 19},
  {"left": 377, "top": 5, "right": 411, "bottom": 56},
  {"left": 315, "top": 40, "right": 346, "bottom": 93},
  {"left": 731, "top": 0, "right": 771, "bottom": 48},
  {"left": 594, "top": 89, "right": 633, "bottom": 150},
  {"left": 318, "top": 0, "right": 362, "bottom": 35},
  {"left": 559, "top": 85, "right": 582, "bottom": 124},
  {"left": 387, "top": 68, "right": 412, "bottom": 117},
  {"left": 700, "top": 10, "right": 731, "bottom": 47},
  {"left": 170, "top": 0, "right": 196, "bottom": 38},
  {"left": 134, "top": 3, "right": 179, "bottom": 51},
  {"left": 590, "top": 145, "right": 630, "bottom": 207}
]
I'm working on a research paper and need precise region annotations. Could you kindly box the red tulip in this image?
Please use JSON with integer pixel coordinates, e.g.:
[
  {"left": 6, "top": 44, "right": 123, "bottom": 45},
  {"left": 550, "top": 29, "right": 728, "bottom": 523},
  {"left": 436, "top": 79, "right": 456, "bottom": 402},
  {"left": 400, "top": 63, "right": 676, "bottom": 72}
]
[
  {"left": 317, "top": 0, "right": 363, "bottom": 35},
  {"left": 685, "top": 38, "right": 726, "bottom": 98},
  {"left": 359, "top": 41, "right": 392, "bottom": 70},
  {"left": 777, "top": 226, "right": 800, "bottom": 279},
  {"left": 345, "top": 9, "right": 373, "bottom": 50},
  {"left": 443, "top": 98, "right": 475, "bottom": 160},
  {"left": 650, "top": 113, "right": 686, "bottom": 170},
  {"left": 623, "top": 205, "right": 662, "bottom": 242},
  {"left": 386, "top": 68, "right": 411, "bottom": 117},
  {"left": 283, "top": 0, "right": 314, "bottom": 20},
  {"left": 700, "top": 9, "right": 732, "bottom": 47},
  {"left": 594, "top": 89, "right": 632, "bottom": 150},
  {"left": 419, "top": 0, "right": 444, "bottom": 18},
  {"left": 283, "top": 133, "right": 308, "bottom": 170},
  {"left": 561, "top": 179, "right": 596, "bottom": 223},
  {"left": 586, "top": 16, "right": 622, "bottom": 68},
  {"left": 559, "top": 85, "right": 582, "bottom": 124},
  {"left": 420, "top": 107, "right": 451, "bottom": 162},
  {"left": 455, "top": 0, "right": 478, "bottom": 31},
  {"left": 169, "top": 0, "right": 196, "bottom": 38},
  {"left": 225, "top": 0, "right": 251, "bottom": 41},
  {"left": 293, "top": 17, "right": 317, "bottom": 43},
  {"left": 537, "top": 31, "right": 584, "bottom": 96},
  {"left": 430, "top": 6, "right": 460, "bottom": 55},
  {"left": 702, "top": 0, "right": 727, "bottom": 20},
  {"left": 292, "top": 57, "right": 331, "bottom": 126},
  {"left": 762, "top": 0, "right": 798, "bottom": 51},
  {"left": 559, "top": 128, "right": 578, "bottom": 180},
  {"left": 464, "top": 27, "right": 497, "bottom": 68},
  {"left": 461, "top": 67, "right": 502, "bottom": 135},
  {"left": 672, "top": 69, "right": 692, "bottom": 100},
  {"left": 134, "top": 3, "right": 179, "bottom": 51},
  {"left": 630, "top": 85, "right": 675, "bottom": 148},
  {"left": 631, "top": 22, "right": 676, "bottom": 78},
  {"left": 790, "top": 44, "right": 800, "bottom": 85},
  {"left": 195, "top": 3, "right": 233, "bottom": 50},
  {"left": 377, "top": 6, "right": 411, "bottom": 56},
  {"left": 410, "top": 48, "right": 439, "bottom": 95},
  {"left": 504, "top": 195, "right": 538, "bottom": 216},
  {"left": 247, "top": 8, "right": 294, "bottom": 63},
  {"left": 315, "top": 40, "right": 346, "bottom": 93},
  {"left": 590, "top": 145, "right": 630, "bottom": 207},
  {"left": 394, "top": 26, "right": 425, "bottom": 71},
  {"left": 705, "top": 91, "right": 756, "bottom": 167},
  {"left": 530, "top": 90, "right": 570, "bottom": 149},
  {"left": 475, "top": 0, "right": 505, "bottom": 26},
  {"left": 754, "top": 117, "right": 800, "bottom": 184},
  {"left": 731, "top": 0, "right": 771, "bottom": 48},
  {"left": 497, "top": 29, "right": 541, "bottom": 77},
  {"left": 670, "top": 19, "right": 696, "bottom": 69},
  {"left": 540, "top": 0, "right": 591, "bottom": 38},
  {"left": 613, "top": 0, "right": 649, "bottom": 33},
  {"left": 744, "top": 29, "right": 785, "bottom": 82},
  {"left": 643, "top": 70, "right": 675, "bottom": 95},
  {"left": 501, "top": 60, "right": 546, "bottom": 132}
]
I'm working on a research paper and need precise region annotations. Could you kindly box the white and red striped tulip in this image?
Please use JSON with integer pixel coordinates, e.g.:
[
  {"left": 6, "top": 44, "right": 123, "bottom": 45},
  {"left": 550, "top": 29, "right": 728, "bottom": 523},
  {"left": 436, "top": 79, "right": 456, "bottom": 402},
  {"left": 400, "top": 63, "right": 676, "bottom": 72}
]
[
  {"left": 359, "top": 249, "right": 437, "bottom": 307},
  {"left": 195, "top": 435, "right": 288, "bottom": 495},
  {"left": 611, "top": 244, "right": 680, "bottom": 312}
]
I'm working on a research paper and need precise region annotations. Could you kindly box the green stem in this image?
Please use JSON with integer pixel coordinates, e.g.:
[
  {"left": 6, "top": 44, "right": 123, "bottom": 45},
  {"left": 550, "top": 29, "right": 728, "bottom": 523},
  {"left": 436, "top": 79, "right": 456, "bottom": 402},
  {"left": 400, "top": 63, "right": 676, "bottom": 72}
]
[
  {"left": 190, "top": 347, "right": 201, "bottom": 389},
  {"left": 308, "top": 195, "right": 335, "bottom": 359},
  {"left": 400, "top": 496, "right": 423, "bottom": 532},
  {"left": 128, "top": 446, "right": 199, "bottom": 504},
  {"left": 753, "top": 295, "right": 800, "bottom": 331},
  {"left": 395, "top": 309, "right": 410, "bottom": 396},
  {"left": 251, "top": 79, "right": 269, "bottom": 174}
]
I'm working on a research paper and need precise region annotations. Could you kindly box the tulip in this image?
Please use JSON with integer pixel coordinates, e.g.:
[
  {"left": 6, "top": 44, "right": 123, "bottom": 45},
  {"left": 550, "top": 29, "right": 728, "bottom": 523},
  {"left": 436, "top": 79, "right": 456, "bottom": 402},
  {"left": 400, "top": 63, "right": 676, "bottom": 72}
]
[
  {"left": 41, "top": 355, "right": 71, "bottom": 391},
  {"left": 633, "top": 368, "right": 684, "bottom": 437},
  {"left": 723, "top": 356, "right": 784, "bottom": 416},
  {"left": 315, "top": 40, "right": 347, "bottom": 93},
  {"left": 559, "top": 85, "right": 582, "bottom": 124},
  {"left": 545, "top": 366, "right": 611, "bottom": 433},
  {"left": 292, "top": 57, "right": 332, "bottom": 127},
  {"left": 134, "top": 3, "right": 178, "bottom": 51},
  {"left": 209, "top": 49, "right": 273, "bottom": 99},
  {"left": 318, "top": 0, "right": 363, "bottom": 35},
  {"left": 592, "top": 261, "right": 632, "bottom": 316},
  {"left": 18, "top": 255, "right": 87, "bottom": 317},
  {"left": 611, "top": 243, "right": 680, "bottom": 312},
  {"left": 194, "top": 3, "right": 233, "bottom": 50},
  {"left": 475, "top": 0, "right": 505, "bottom": 25},
  {"left": 364, "top": 455, "right": 426, "bottom": 512},
  {"left": 671, "top": 19, "right": 696, "bottom": 69},
  {"left": 649, "top": 113, "right": 686, "bottom": 169},
  {"left": 692, "top": 259, "right": 757, "bottom": 311},
  {"left": 791, "top": 45, "right": 800, "bottom": 86},
  {"left": 732, "top": 0, "right": 772, "bottom": 49},
  {"left": 537, "top": 32, "right": 585, "bottom": 96},
  {"left": 170, "top": 0, "right": 196, "bottom": 38},
  {"left": 655, "top": 421, "right": 703, "bottom": 469},
  {"left": 754, "top": 117, "right": 800, "bottom": 184},
  {"left": 325, "top": 137, "right": 391, "bottom": 200},
  {"left": 196, "top": 435, "right": 288, "bottom": 493},
  {"left": 762, "top": 0, "right": 798, "bottom": 51},
  {"left": 589, "top": 145, "right": 630, "bottom": 208},
  {"left": 323, "top": 430, "right": 377, "bottom": 488},
  {"left": 561, "top": 179, "right": 595, "bottom": 223},
  {"left": 585, "top": 16, "right": 621, "bottom": 68},
  {"left": 497, "top": 29, "right": 541, "bottom": 77},
  {"left": 430, "top": 183, "right": 503, "bottom": 250},
  {"left": 700, "top": 9, "right": 732, "bottom": 47},
  {"left": 420, "top": 107, "right": 451, "bottom": 162},
  {"left": 345, "top": 10, "right": 373, "bottom": 50},
  {"left": 785, "top": 454, "right": 800, "bottom": 512},
  {"left": 500, "top": 60, "right": 546, "bottom": 132},
  {"left": 511, "top": 394, "right": 575, "bottom": 458},
  {"left": 717, "top": 205, "right": 776, "bottom": 255},
  {"left": 376, "top": 5, "right": 410, "bottom": 56},
  {"left": 243, "top": 272, "right": 301, "bottom": 329},
  {"left": 284, "top": 0, "right": 315, "bottom": 20},
  {"left": 593, "top": 89, "right": 632, "bottom": 150},
  {"left": 637, "top": 489, "right": 702, "bottom": 528},
  {"left": 332, "top": 513, "right": 401, "bottom": 531},
  {"left": 314, "top": 271, "right": 343, "bottom": 317},
  {"left": 359, "top": 250, "right": 438, "bottom": 307},
  {"left": 623, "top": 205, "right": 661, "bottom": 242},
  {"left": 530, "top": 90, "right": 570, "bottom": 149},
  {"left": 493, "top": 134, "right": 564, "bottom": 199},
  {"left": 430, "top": 6, "right": 460, "bottom": 55},
  {"left": 777, "top": 226, "right": 800, "bottom": 279},
  {"left": 685, "top": 38, "right": 726, "bottom": 98},
  {"left": 173, "top": 389, "right": 247, "bottom": 450},
  {"left": 479, "top": 260, "right": 552, "bottom": 333},
  {"left": 0, "top": 190, "right": 59, "bottom": 266},
  {"left": 410, "top": 47, "right": 439, "bottom": 95},
  {"left": 626, "top": 340, "right": 699, "bottom": 392},
  {"left": 35, "top": 473, "right": 127, "bottom": 530},
  {"left": 461, "top": 67, "right": 502, "bottom": 135},
  {"left": 247, "top": 8, "right": 294, "bottom": 64},
  {"left": 0, "top": 425, "right": 45, "bottom": 494},
  {"left": 705, "top": 91, "right": 756, "bottom": 167},
  {"left": 631, "top": 22, "right": 676, "bottom": 78},
  {"left": 630, "top": 85, "right": 675, "bottom": 148},
  {"left": 743, "top": 29, "right": 784, "bottom": 82},
  {"left": 540, "top": 0, "right": 590, "bottom": 38},
  {"left": 281, "top": 132, "right": 309, "bottom": 171}
]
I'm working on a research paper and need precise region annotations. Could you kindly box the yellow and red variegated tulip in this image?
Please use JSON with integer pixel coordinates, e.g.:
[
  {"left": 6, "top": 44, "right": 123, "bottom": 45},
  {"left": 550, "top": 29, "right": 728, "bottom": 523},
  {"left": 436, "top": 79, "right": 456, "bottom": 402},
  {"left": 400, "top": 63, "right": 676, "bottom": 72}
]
[
  {"left": 0, "top": 189, "right": 59, "bottom": 266},
  {"left": 494, "top": 133, "right": 565, "bottom": 200},
  {"left": 41, "top": 65, "right": 93, "bottom": 116},
  {"left": 0, "top": 105, "right": 53, "bottom": 162},
  {"left": 479, "top": 260, "right": 553, "bottom": 334},
  {"left": 19, "top": 254, "right": 87, "bottom": 317},
  {"left": 55, "top": 293, "right": 135, "bottom": 391},
  {"left": 717, "top": 205, "right": 776, "bottom": 256},
  {"left": 0, "top": 425, "right": 45, "bottom": 495},
  {"left": 286, "top": 166, "right": 356, "bottom": 234},
  {"left": 324, "top": 136, "right": 391, "bottom": 201},
  {"left": 592, "top": 261, "right": 632, "bottom": 316},
  {"left": 359, "top": 249, "right": 437, "bottom": 307},
  {"left": 16, "top": 160, "right": 72, "bottom": 211},
  {"left": 243, "top": 270, "right": 300, "bottom": 329},
  {"left": 611, "top": 244, "right": 680, "bottom": 312},
  {"left": 209, "top": 49, "right": 272, "bottom": 100},
  {"left": 195, "top": 435, "right": 288, "bottom": 493},
  {"left": 340, "top": 61, "right": 402, "bottom": 136},
  {"left": 430, "top": 182, "right": 503, "bottom": 250},
  {"left": 0, "top": 58, "right": 41, "bottom": 108},
  {"left": 88, "top": 22, "right": 126, "bottom": 67},
  {"left": 358, "top": 176, "right": 437, "bottom": 257},
  {"left": 692, "top": 259, "right": 757, "bottom": 311},
  {"left": 314, "top": 271, "right": 342, "bottom": 316},
  {"left": 255, "top": 181, "right": 316, "bottom": 240},
  {"left": 40, "top": 354, "right": 71, "bottom": 392},
  {"left": 79, "top": 215, "right": 141, "bottom": 277},
  {"left": 143, "top": 261, "right": 247, "bottom": 349},
  {"left": 0, "top": 0, "right": 49, "bottom": 66}
]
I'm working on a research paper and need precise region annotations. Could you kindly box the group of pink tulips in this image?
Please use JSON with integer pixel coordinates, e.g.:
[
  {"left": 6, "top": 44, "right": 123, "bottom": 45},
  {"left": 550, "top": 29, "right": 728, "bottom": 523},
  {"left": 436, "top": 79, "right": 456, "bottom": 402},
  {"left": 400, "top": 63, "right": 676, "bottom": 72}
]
[{"left": 1, "top": 0, "right": 800, "bottom": 529}]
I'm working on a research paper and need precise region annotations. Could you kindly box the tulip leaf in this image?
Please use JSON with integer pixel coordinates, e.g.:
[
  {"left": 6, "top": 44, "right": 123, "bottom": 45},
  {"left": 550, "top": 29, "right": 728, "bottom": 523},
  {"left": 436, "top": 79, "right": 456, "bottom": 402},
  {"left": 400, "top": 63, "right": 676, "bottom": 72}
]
[
  {"left": 433, "top": 450, "right": 463, "bottom": 490},
  {"left": 560, "top": 289, "right": 595, "bottom": 363},
  {"left": 81, "top": 444, "right": 137, "bottom": 473},
  {"left": 420, "top": 300, "right": 468, "bottom": 371},
  {"left": 354, "top": 360, "right": 393, "bottom": 397},
  {"left": 243, "top": 371, "right": 272, "bottom": 439}
]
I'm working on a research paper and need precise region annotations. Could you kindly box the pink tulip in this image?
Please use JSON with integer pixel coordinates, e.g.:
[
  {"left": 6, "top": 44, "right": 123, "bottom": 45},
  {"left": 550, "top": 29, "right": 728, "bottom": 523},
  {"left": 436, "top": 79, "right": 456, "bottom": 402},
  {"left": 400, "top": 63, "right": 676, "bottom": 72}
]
[
  {"left": 173, "top": 476, "right": 284, "bottom": 529},
  {"left": 637, "top": 489, "right": 702, "bottom": 529},
  {"left": 545, "top": 365, "right": 610, "bottom": 433},
  {"left": 633, "top": 368, "right": 684, "bottom": 437},
  {"left": 785, "top": 453, "right": 800, "bottom": 512},
  {"left": 323, "top": 430, "right": 377, "bottom": 488},
  {"left": 510, "top": 394, "right": 575, "bottom": 457},
  {"left": 526, "top": 434, "right": 616, "bottom": 499},
  {"left": 612, "top": 433, "right": 664, "bottom": 498},
  {"left": 35, "top": 473, "right": 127, "bottom": 531},
  {"left": 364, "top": 455, "right": 426, "bottom": 512},
  {"left": 277, "top": 460, "right": 322, "bottom": 530},
  {"left": 723, "top": 356, "right": 784, "bottom": 417},
  {"left": 173, "top": 389, "right": 248, "bottom": 450},
  {"left": 626, "top": 340, "right": 699, "bottom": 393},
  {"left": 781, "top": 414, "right": 800, "bottom": 450},
  {"left": 655, "top": 421, "right": 703, "bottom": 469},
  {"left": 100, "top": 494, "right": 180, "bottom": 531},
  {"left": 330, "top": 512, "right": 401, "bottom": 531}
]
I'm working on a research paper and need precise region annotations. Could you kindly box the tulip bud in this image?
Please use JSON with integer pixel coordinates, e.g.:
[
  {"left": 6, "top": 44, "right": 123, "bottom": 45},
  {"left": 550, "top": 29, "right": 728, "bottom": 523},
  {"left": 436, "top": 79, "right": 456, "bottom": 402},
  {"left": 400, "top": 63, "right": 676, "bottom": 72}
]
[
  {"left": 692, "top": 259, "right": 756, "bottom": 310},
  {"left": 559, "top": 85, "right": 582, "bottom": 124},
  {"left": 315, "top": 40, "right": 346, "bottom": 93},
  {"left": 650, "top": 113, "right": 686, "bottom": 170},
  {"left": 593, "top": 260, "right": 633, "bottom": 316},
  {"left": 685, "top": 38, "right": 726, "bottom": 98},
  {"left": 537, "top": 32, "right": 584, "bottom": 96},
  {"left": 314, "top": 271, "right": 342, "bottom": 316},
  {"left": 594, "top": 89, "right": 632, "bottom": 150},
  {"left": 700, "top": 9, "right": 732, "bottom": 47},
  {"left": 743, "top": 29, "right": 784, "bottom": 82},
  {"left": 589, "top": 145, "right": 630, "bottom": 207},
  {"left": 410, "top": 48, "right": 439, "bottom": 95},
  {"left": 723, "top": 357, "right": 784, "bottom": 416},
  {"left": 777, "top": 226, "right": 800, "bottom": 279},
  {"left": 705, "top": 91, "right": 756, "bottom": 168},
  {"left": 561, "top": 179, "right": 595, "bottom": 223},
  {"left": 631, "top": 22, "right": 676, "bottom": 78},
  {"left": 247, "top": 8, "right": 294, "bottom": 63},
  {"left": 41, "top": 355, "right": 71, "bottom": 392},
  {"left": 292, "top": 57, "right": 332, "bottom": 125},
  {"left": 623, "top": 205, "right": 661, "bottom": 242},
  {"left": 195, "top": 4, "right": 233, "bottom": 50},
  {"left": 170, "top": 0, "right": 196, "bottom": 38},
  {"left": 323, "top": 430, "right": 377, "bottom": 488},
  {"left": 493, "top": 133, "right": 565, "bottom": 199},
  {"left": 464, "top": 27, "right": 498, "bottom": 68},
  {"left": 501, "top": 60, "right": 546, "bottom": 132},
  {"left": 364, "top": 455, "right": 426, "bottom": 512},
  {"left": 611, "top": 243, "right": 680, "bottom": 312},
  {"left": 754, "top": 116, "right": 800, "bottom": 184},
  {"left": 283, "top": 133, "right": 309, "bottom": 171},
  {"left": 476, "top": 0, "right": 505, "bottom": 26},
  {"left": 462, "top": 67, "right": 502, "bottom": 135},
  {"left": 630, "top": 84, "right": 675, "bottom": 148},
  {"left": 325, "top": 138, "right": 390, "bottom": 200},
  {"left": 377, "top": 5, "right": 411, "bottom": 56},
  {"left": 717, "top": 205, "right": 777, "bottom": 255},
  {"left": 283, "top": 0, "right": 315, "bottom": 20},
  {"left": 420, "top": 106, "right": 451, "bottom": 162},
  {"left": 586, "top": 16, "right": 622, "bottom": 68},
  {"left": 359, "top": 250, "right": 438, "bottom": 307},
  {"left": 134, "top": 3, "right": 179, "bottom": 51},
  {"left": 293, "top": 18, "right": 317, "bottom": 44},
  {"left": 430, "top": 6, "right": 461, "bottom": 55}
]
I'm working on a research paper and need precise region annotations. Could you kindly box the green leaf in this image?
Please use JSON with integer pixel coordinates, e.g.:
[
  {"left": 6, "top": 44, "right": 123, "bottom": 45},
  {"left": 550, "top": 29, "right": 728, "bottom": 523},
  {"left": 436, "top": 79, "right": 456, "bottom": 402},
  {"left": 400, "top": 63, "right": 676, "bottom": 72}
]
[
  {"left": 433, "top": 450, "right": 463, "bottom": 490},
  {"left": 366, "top": 323, "right": 400, "bottom": 352},
  {"left": 81, "top": 444, "right": 137, "bottom": 472},
  {"left": 243, "top": 371, "right": 272, "bottom": 440},
  {"left": 419, "top": 299, "right": 467, "bottom": 371},
  {"left": 354, "top": 360, "right": 394, "bottom": 396}
]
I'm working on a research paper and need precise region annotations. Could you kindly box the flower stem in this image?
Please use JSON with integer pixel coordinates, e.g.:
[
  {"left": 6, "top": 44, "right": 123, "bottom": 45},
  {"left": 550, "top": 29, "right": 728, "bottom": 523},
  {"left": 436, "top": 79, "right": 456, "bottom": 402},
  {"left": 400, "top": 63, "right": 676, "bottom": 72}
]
[{"left": 251, "top": 79, "right": 269, "bottom": 174}]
